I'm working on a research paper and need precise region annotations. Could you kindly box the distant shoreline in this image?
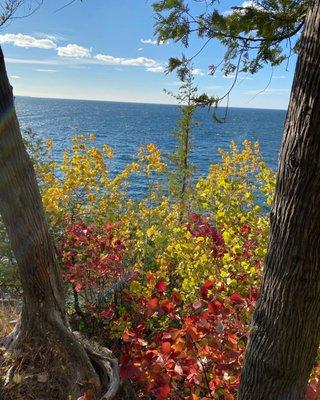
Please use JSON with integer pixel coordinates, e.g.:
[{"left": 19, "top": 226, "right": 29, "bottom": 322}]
[{"left": 15, "top": 95, "right": 287, "bottom": 112}]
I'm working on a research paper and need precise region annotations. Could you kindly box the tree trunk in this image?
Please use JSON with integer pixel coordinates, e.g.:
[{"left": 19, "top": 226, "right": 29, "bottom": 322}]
[
  {"left": 0, "top": 47, "right": 118, "bottom": 400},
  {"left": 239, "top": 4, "right": 320, "bottom": 400}
]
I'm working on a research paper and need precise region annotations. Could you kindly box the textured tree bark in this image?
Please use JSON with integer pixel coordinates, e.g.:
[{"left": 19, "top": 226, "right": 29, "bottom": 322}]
[
  {"left": 238, "top": 4, "right": 320, "bottom": 400},
  {"left": 0, "top": 47, "right": 118, "bottom": 399}
]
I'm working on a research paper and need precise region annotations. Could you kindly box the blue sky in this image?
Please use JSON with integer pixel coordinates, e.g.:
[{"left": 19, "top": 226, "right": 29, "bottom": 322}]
[{"left": 0, "top": 0, "right": 296, "bottom": 109}]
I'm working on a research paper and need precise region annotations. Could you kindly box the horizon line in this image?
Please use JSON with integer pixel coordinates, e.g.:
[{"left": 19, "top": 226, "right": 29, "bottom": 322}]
[{"left": 15, "top": 94, "right": 287, "bottom": 111}]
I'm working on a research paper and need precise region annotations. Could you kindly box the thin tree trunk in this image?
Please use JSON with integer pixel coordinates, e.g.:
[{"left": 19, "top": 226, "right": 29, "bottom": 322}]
[
  {"left": 0, "top": 46, "right": 118, "bottom": 400},
  {"left": 239, "top": 4, "right": 320, "bottom": 400}
]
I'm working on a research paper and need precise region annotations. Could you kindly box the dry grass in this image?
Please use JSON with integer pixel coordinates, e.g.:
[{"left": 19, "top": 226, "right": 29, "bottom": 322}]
[
  {"left": 0, "top": 302, "right": 19, "bottom": 338},
  {"left": 0, "top": 303, "right": 19, "bottom": 399}
]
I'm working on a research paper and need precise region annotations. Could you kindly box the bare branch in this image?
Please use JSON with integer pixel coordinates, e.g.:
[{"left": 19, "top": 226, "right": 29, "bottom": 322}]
[
  {"left": 0, "top": 0, "right": 43, "bottom": 28},
  {"left": 54, "top": 0, "right": 80, "bottom": 14}
]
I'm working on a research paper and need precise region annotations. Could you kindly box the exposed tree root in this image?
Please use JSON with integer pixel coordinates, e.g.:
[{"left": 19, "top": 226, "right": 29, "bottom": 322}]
[
  {"left": 1, "top": 318, "right": 119, "bottom": 400},
  {"left": 73, "top": 331, "right": 119, "bottom": 400}
]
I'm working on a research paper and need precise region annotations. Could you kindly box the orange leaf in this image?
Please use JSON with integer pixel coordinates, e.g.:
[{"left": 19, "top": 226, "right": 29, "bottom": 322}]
[
  {"left": 161, "top": 341, "right": 171, "bottom": 354},
  {"left": 147, "top": 297, "right": 159, "bottom": 311}
]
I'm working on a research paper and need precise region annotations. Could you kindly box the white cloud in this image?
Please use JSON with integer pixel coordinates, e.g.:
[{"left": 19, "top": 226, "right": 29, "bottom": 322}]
[
  {"left": 10, "top": 75, "right": 20, "bottom": 79},
  {"left": 138, "top": 47, "right": 143, "bottom": 51},
  {"left": 141, "top": 38, "right": 157, "bottom": 45},
  {"left": 3, "top": 34, "right": 165, "bottom": 73},
  {"left": 273, "top": 75, "right": 286, "bottom": 79},
  {"left": 122, "top": 57, "right": 158, "bottom": 67},
  {"left": 147, "top": 66, "right": 165, "bottom": 73},
  {"left": 0, "top": 33, "right": 56, "bottom": 49},
  {"left": 192, "top": 68, "right": 205, "bottom": 76},
  {"left": 140, "top": 38, "right": 169, "bottom": 45},
  {"left": 95, "top": 54, "right": 123, "bottom": 64},
  {"left": 240, "top": 0, "right": 262, "bottom": 8},
  {"left": 57, "top": 44, "right": 91, "bottom": 58},
  {"left": 95, "top": 54, "right": 160, "bottom": 68}
]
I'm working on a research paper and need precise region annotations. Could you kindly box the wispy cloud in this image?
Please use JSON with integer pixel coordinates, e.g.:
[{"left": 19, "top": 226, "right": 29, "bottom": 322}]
[
  {"left": 57, "top": 44, "right": 91, "bottom": 58},
  {"left": 0, "top": 33, "right": 56, "bottom": 49},
  {"left": 273, "top": 75, "right": 286, "bottom": 79},
  {"left": 140, "top": 38, "right": 169, "bottom": 45},
  {"left": 34, "top": 68, "right": 58, "bottom": 73},
  {"left": 223, "top": 74, "right": 253, "bottom": 80},
  {"left": 5, "top": 57, "right": 61, "bottom": 65},
  {"left": 34, "top": 32, "right": 66, "bottom": 41},
  {"left": 10, "top": 75, "right": 20, "bottom": 79},
  {"left": 244, "top": 88, "right": 289, "bottom": 95}
]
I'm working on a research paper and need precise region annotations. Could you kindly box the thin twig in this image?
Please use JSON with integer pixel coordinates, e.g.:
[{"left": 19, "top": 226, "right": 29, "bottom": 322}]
[
  {"left": 246, "top": 66, "right": 274, "bottom": 104},
  {"left": 54, "top": 0, "right": 79, "bottom": 13}
]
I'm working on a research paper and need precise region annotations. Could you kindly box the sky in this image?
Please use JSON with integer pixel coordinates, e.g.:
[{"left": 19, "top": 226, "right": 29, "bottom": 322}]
[{"left": 0, "top": 0, "right": 297, "bottom": 109}]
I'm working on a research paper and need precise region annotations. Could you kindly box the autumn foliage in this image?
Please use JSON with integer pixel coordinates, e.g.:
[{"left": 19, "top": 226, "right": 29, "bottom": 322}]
[{"left": 1, "top": 133, "right": 319, "bottom": 399}]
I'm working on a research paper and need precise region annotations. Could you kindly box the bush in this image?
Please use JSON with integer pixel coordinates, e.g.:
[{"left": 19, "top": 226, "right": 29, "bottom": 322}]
[
  {"left": 33, "top": 133, "right": 275, "bottom": 398},
  {"left": 1, "top": 131, "right": 319, "bottom": 398}
]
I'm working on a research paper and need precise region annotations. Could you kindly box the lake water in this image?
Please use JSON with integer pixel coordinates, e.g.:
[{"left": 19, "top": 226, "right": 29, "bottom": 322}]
[{"left": 15, "top": 96, "right": 286, "bottom": 196}]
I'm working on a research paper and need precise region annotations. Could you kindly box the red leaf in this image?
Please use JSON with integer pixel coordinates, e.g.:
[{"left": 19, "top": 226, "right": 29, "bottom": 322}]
[
  {"left": 208, "top": 300, "right": 224, "bottom": 314},
  {"left": 155, "top": 280, "right": 167, "bottom": 293},
  {"left": 240, "top": 224, "right": 251, "bottom": 234},
  {"left": 230, "top": 293, "right": 244, "bottom": 305},
  {"left": 227, "top": 333, "right": 238, "bottom": 345},
  {"left": 209, "top": 379, "right": 216, "bottom": 391},
  {"left": 200, "top": 280, "right": 214, "bottom": 298}
]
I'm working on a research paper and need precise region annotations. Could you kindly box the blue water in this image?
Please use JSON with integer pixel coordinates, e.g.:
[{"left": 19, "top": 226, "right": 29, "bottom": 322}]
[{"left": 15, "top": 96, "right": 286, "bottom": 196}]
